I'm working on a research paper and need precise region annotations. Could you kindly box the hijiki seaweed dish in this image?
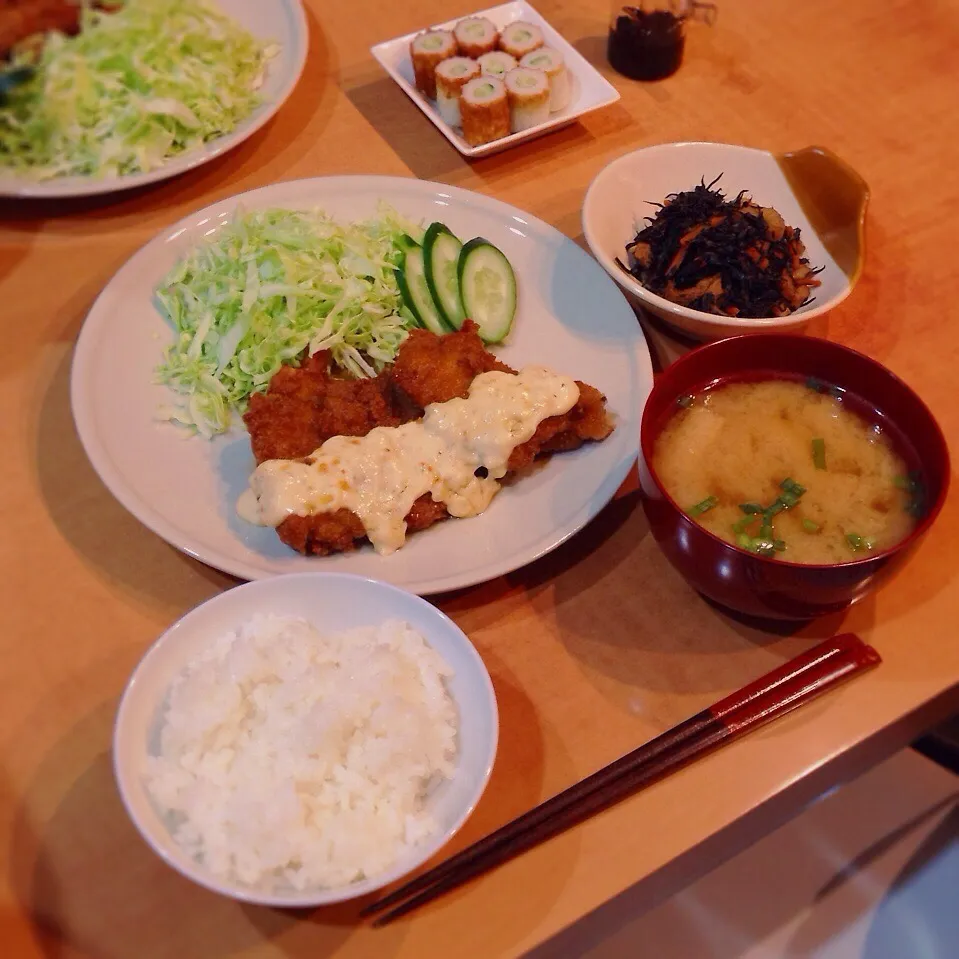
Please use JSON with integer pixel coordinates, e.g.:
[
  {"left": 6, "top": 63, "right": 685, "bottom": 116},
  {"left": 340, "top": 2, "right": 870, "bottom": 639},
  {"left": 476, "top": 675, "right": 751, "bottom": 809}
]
[{"left": 619, "top": 176, "right": 823, "bottom": 318}]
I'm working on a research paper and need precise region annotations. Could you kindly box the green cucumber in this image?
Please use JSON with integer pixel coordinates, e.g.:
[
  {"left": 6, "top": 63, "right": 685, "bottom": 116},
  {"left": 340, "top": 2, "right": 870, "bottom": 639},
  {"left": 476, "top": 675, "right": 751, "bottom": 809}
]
[
  {"left": 394, "top": 234, "right": 425, "bottom": 326},
  {"left": 423, "top": 222, "right": 466, "bottom": 329},
  {"left": 396, "top": 244, "right": 450, "bottom": 335},
  {"left": 394, "top": 232, "right": 420, "bottom": 254},
  {"left": 457, "top": 238, "right": 517, "bottom": 343}
]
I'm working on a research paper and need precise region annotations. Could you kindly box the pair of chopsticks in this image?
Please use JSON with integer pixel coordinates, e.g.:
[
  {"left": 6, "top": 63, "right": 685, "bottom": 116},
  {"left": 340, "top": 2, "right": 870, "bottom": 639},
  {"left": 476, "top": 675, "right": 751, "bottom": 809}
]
[{"left": 362, "top": 633, "right": 880, "bottom": 927}]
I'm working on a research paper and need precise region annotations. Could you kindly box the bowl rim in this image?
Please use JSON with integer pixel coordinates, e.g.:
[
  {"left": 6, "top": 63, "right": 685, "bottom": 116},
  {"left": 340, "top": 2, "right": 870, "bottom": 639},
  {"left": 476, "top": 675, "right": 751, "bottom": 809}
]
[
  {"left": 640, "top": 333, "right": 951, "bottom": 570},
  {"left": 582, "top": 140, "right": 854, "bottom": 329},
  {"left": 112, "top": 571, "right": 499, "bottom": 907}
]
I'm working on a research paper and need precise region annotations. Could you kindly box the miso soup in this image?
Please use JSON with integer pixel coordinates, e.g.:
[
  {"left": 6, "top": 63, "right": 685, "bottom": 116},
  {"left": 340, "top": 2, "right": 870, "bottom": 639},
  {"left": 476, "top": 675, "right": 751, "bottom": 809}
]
[{"left": 653, "top": 378, "right": 922, "bottom": 564}]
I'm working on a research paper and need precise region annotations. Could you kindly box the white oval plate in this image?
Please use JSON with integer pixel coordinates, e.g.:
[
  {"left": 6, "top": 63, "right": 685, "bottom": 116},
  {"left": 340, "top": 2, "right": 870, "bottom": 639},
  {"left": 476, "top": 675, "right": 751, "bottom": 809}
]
[
  {"left": 0, "top": 0, "right": 308, "bottom": 199},
  {"left": 71, "top": 175, "right": 653, "bottom": 594}
]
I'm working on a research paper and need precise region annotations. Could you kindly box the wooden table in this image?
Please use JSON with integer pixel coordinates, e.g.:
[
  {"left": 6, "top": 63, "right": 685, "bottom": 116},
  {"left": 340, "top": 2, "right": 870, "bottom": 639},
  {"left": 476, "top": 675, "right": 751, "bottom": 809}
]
[{"left": 2, "top": 1, "right": 957, "bottom": 956}]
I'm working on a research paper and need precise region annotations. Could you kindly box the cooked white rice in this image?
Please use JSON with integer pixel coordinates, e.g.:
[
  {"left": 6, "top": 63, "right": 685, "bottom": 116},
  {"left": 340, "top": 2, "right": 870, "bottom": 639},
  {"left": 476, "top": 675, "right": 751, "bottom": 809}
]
[{"left": 144, "top": 615, "right": 458, "bottom": 891}]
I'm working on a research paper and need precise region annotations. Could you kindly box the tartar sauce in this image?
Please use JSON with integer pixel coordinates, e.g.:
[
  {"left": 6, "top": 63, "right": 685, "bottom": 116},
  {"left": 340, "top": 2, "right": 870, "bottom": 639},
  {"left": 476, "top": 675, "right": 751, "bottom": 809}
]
[{"left": 237, "top": 366, "right": 580, "bottom": 554}]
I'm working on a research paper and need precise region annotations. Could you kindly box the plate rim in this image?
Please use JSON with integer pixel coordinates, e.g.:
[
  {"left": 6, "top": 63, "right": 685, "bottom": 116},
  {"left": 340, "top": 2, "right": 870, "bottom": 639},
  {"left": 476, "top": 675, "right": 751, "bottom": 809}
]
[
  {"left": 70, "top": 173, "right": 653, "bottom": 593},
  {"left": 370, "top": 0, "right": 621, "bottom": 159},
  {"left": 0, "top": 0, "right": 309, "bottom": 199}
]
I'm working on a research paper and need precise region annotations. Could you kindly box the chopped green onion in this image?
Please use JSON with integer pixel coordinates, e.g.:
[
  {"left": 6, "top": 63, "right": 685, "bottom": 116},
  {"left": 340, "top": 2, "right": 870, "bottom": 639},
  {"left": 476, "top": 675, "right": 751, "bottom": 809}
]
[
  {"left": 805, "top": 377, "right": 842, "bottom": 398},
  {"left": 900, "top": 471, "right": 927, "bottom": 519},
  {"left": 846, "top": 533, "right": 864, "bottom": 551},
  {"left": 734, "top": 530, "right": 783, "bottom": 556},
  {"left": 677, "top": 394, "right": 694, "bottom": 408},
  {"left": 802, "top": 518, "right": 819, "bottom": 533},
  {"left": 732, "top": 480, "right": 813, "bottom": 557},
  {"left": 689, "top": 495, "right": 719, "bottom": 517},
  {"left": 812, "top": 437, "right": 826, "bottom": 470},
  {"left": 895, "top": 471, "right": 926, "bottom": 518}
]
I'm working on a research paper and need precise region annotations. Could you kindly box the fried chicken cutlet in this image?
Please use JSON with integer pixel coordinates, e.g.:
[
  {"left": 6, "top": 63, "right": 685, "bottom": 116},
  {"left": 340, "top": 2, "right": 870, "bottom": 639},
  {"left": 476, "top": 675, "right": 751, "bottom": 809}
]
[
  {"left": 391, "top": 323, "right": 614, "bottom": 471},
  {"left": 243, "top": 353, "right": 405, "bottom": 463},
  {"left": 0, "top": 2, "right": 119, "bottom": 60},
  {"left": 242, "top": 321, "right": 614, "bottom": 556},
  {"left": 389, "top": 320, "right": 512, "bottom": 408}
]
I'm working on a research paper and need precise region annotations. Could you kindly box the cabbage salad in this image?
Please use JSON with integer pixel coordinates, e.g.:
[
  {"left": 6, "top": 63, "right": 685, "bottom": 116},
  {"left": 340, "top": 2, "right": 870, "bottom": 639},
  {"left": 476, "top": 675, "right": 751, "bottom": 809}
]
[
  {"left": 0, "top": 0, "right": 275, "bottom": 180},
  {"left": 155, "top": 205, "right": 423, "bottom": 437}
]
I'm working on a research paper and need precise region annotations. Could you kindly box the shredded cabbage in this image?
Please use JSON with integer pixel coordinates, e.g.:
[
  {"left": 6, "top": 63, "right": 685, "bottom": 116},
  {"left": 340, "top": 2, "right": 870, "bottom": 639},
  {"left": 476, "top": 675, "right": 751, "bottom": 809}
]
[
  {"left": 154, "top": 204, "right": 423, "bottom": 437},
  {"left": 0, "top": 0, "right": 274, "bottom": 179}
]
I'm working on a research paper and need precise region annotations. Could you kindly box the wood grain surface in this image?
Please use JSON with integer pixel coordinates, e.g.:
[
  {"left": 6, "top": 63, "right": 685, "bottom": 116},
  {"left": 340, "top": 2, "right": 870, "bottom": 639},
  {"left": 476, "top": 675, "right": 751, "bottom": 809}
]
[{"left": 1, "top": 1, "right": 956, "bottom": 957}]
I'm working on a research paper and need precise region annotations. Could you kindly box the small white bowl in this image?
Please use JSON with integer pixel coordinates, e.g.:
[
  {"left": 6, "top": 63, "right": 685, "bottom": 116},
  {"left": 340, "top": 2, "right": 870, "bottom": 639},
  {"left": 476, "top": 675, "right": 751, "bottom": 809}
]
[
  {"left": 583, "top": 141, "right": 869, "bottom": 341},
  {"left": 113, "top": 573, "right": 498, "bottom": 907}
]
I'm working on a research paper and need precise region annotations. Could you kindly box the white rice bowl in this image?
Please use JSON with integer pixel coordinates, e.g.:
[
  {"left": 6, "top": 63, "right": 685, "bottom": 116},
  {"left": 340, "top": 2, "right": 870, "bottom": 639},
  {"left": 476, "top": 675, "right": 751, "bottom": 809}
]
[
  {"left": 145, "top": 616, "right": 458, "bottom": 891},
  {"left": 113, "top": 572, "right": 498, "bottom": 906}
]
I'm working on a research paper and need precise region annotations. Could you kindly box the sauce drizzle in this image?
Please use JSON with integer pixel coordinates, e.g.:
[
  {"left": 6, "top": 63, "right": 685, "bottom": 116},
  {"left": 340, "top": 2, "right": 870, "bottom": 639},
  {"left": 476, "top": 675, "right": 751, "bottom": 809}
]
[{"left": 238, "top": 366, "right": 580, "bottom": 554}]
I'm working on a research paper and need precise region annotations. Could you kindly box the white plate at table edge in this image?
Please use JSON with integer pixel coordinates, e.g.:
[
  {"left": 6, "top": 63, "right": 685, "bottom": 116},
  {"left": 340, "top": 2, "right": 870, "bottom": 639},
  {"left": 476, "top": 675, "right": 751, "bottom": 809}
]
[
  {"left": 371, "top": 0, "right": 620, "bottom": 159},
  {"left": 0, "top": 0, "right": 308, "bottom": 199},
  {"left": 70, "top": 174, "right": 652, "bottom": 594}
]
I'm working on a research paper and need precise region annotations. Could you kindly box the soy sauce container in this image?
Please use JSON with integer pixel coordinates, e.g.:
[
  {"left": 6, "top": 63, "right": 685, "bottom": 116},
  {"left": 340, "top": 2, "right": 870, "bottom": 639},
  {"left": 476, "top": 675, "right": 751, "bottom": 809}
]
[{"left": 607, "top": 1, "right": 716, "bottom": 81}]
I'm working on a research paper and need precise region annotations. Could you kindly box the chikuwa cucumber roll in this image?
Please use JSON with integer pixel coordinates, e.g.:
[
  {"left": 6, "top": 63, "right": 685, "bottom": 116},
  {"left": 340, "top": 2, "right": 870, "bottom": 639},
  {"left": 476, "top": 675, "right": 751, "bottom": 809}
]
[
  {"left": 477, "top": 50, "right": 517, "bottom": 80},
  {"left": 453, "top": 16, "right": 499, "bottom": 58},
  {"left": 498, "top": 21, "right": 544, "bottom": 60},
  {"left": 504, "top": 67, "right": 550, "bottom": 132},
  {"left": 520, "top": 46, "right": 570, "bottom": 112},
  {"left": 435, "top": 56, "right": 480, "bottom": 127},
  {"left": 410, "top": 29, "right": 456, "bottom": 99},
  {"left": 460, "top": 75, "right": 510, "bottom": 146}
]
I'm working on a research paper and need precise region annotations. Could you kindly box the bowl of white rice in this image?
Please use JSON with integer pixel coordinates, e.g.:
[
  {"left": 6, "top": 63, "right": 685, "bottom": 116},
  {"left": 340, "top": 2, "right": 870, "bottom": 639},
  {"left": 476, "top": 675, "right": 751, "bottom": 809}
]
[{"left": 113, "top": 572, "right": 498, "bottom": 906}]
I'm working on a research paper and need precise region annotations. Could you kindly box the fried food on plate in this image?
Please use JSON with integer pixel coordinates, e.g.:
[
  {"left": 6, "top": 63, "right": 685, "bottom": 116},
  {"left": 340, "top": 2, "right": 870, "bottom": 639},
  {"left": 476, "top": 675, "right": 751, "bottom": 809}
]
[
  {"left": 390, "top": 322, "right": 512, "bottom": 410},
  {"left": 243, "top": 354, "right": 405, "bottom": 464},
  {"left": 0, "top": 1, "right": 117, "bottom": 59},
  {"left": 241, "top": 321, "right": 614, "bottom": 557}
]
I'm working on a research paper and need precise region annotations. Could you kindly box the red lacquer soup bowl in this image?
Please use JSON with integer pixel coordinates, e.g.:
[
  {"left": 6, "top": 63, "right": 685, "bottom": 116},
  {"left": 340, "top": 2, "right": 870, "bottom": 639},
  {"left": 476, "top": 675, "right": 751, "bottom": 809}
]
[{"left": 639, "top": 335, "right": 950, "bottom": 621}]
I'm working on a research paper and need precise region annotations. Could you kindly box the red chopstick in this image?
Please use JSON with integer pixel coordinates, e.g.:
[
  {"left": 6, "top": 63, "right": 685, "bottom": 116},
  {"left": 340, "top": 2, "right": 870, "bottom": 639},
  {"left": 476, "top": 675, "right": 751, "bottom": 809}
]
[{"left": 362, "top": 633, "right": 880, "bottom": 926}]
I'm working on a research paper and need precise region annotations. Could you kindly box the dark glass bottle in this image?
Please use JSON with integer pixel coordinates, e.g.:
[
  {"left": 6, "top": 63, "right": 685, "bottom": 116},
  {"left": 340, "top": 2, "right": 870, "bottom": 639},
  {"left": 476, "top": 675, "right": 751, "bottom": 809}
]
[{"left": 607, "top": 5, "right": 687, "bottom": 81}]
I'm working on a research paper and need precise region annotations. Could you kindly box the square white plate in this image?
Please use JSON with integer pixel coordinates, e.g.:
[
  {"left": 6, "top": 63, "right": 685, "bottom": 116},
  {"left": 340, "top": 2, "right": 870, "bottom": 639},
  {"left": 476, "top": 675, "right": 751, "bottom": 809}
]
[{"left": 371, "top": 1, "right": 620, "bottom": 158}]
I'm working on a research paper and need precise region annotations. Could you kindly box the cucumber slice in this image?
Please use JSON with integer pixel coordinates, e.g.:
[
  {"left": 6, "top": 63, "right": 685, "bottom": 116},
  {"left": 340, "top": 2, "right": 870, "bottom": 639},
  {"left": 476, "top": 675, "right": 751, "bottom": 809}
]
[
  {"left": 394, "top": 268, "right": 422, "bottom": 328},
  {"left": 396, "top": 245, "right": 450, "bottom": 335},
  {"left": 457, "top": 238, "right": 517, "bottom": 343},
  {"left": 423, "top": 222, "right": 466, "bottom": 329},
  {"left": 394, "top": 232, "right": 420, "bottom": 254}
]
